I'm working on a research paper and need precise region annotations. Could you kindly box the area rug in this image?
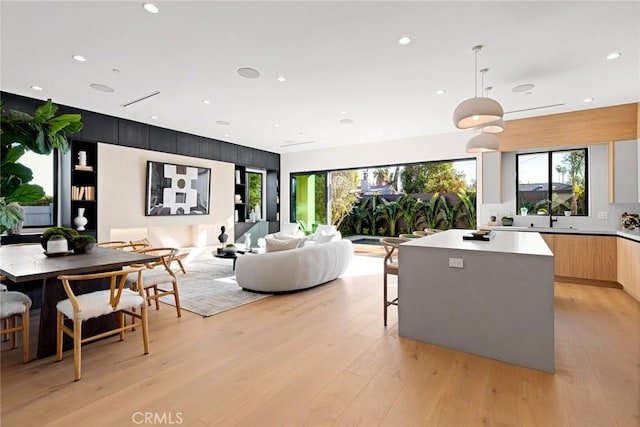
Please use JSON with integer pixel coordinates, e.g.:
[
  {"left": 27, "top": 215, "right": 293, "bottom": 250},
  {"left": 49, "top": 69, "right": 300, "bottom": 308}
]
[{"left": 157, "top": 260, "right": 271, "bottom": 318}]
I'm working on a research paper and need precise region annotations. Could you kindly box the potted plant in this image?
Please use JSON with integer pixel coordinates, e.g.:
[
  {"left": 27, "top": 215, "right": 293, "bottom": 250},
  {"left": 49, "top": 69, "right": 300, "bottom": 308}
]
[
  {"left": 41, "top": 226, "right": 79, "bottom": 249},
  {"left": 222, "top": 243, "right": 237, "bottom": 254},
  {"left": 501, "top": 215, "right": 514, "bottom": 226},
  {"left": 70, "top": 234, "right": 96, "bottom": 254},
  {"left": 0, "top": 99, "right": 83, "bottom": 234}
]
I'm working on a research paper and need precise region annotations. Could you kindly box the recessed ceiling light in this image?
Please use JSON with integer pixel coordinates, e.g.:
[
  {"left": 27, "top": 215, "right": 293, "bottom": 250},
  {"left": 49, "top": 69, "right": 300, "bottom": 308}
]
[
  {"left": 398, "top": 36, "right": 412, "bottom": 45},
  {"left": 512, "top": 83, "right": 535, "bottom": 93},
  {"left": 340, "top": 111, "right": 347, "bottom": 115},
  {"left": 584, "top": 97, "right": 594, "bottom": 103},
  {"left": 30, "top": 85, "right": 43, "bottom": 91},
  {"left": 142, "top": 3, "right": 159, "bottom": 14},
  {"left": 150, "top": 115, "right": 158, "bottom": 120},
  {"left": 606, "top": 52, "right": 622, "bottom": 60},
  {"left": 274, "top": 124, "right": 280, "bottom": 127},
  {"left": 89, "top": 83, "right": 115, "bottom": 93},
  {"left": 202, "top": 100, "right": 211, "bottom": 104},
  {"left": 436, "top": 89, "right": 446, "bottom": 95},
  {"left": 71, "top": 54, "right": 86, "bottom": 62},
  {"left": 339, "top": 119, "right": 354, "bottom": 124},
  {"left": 216, "top": 120, "right": 230, "bottom": 126},
  {"left": 237, "top": 67, "right": 260, "bottom": 79},
  {"left": 224, "top": 134, "right": 230, "bottom": 138},
  {"left": 276, "top": 76, "right": 286, "bottom": 82}
]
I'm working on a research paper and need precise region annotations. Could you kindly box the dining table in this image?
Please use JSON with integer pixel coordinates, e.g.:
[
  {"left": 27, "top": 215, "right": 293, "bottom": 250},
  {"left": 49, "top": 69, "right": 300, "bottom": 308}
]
[{"left": 0, "top": 244, "right": 160, "bottom": 358}]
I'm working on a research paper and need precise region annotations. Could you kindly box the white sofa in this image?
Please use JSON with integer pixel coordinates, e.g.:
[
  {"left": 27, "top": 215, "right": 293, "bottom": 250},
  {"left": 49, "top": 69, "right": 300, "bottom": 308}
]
[{"left": 235, "top": 239, "right": 354, "bottom": 293}]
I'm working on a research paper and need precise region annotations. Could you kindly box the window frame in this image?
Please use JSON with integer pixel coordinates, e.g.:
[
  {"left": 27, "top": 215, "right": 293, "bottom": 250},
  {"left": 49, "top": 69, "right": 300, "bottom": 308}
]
[
  {"left": 515, "top": 148, "right": 589, "bottom": 217},
  {"left": 20, "top": 149, "right": 59, "bottom": 229}
]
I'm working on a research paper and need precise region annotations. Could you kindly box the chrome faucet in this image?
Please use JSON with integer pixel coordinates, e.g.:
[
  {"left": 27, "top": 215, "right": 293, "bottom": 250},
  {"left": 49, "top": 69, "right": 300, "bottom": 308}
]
[{"left": 548, "top": 199, "right": 558, "bottom": 228}]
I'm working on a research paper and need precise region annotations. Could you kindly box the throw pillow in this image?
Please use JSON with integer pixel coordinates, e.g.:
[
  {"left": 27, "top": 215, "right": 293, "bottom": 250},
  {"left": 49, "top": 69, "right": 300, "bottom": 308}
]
[
  {"left": 315, "top": 232, "right": 335, "bottom": 244},
  {"left": 265, "top": 237, "right": 301, "bottom": 253},
  {"left": 280, "top": 223, "right": 300, "bottom": 236}
]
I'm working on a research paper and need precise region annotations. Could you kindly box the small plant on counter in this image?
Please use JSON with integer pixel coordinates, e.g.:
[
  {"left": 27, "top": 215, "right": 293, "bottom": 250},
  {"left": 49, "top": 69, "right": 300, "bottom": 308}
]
[
  {"left": 41, "top": 226, "right": 79, "bottom": 249},
  {"left": 501, "top": 215, "right": 514, "bottom": 226}
]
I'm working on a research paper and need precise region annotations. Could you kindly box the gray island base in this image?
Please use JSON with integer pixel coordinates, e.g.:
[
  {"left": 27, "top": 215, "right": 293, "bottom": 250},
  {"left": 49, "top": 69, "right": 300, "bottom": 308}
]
[{"left": 398, "top": 229, "right": 555, "bottom": 373}]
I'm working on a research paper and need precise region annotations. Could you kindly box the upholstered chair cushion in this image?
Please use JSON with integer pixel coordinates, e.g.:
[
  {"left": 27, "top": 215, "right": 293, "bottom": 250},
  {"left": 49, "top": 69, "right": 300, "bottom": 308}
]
[
  {"left": 56, "top": 289, "right": 144, "bottom": 321},
  {"left": 126, "top": 269, "right": 175, "bottom": 289},
  {"left": 315, "top": 232, "right": 336, "bottom": 244},
  {"left": 0, "top": 291, "right": 31, "bottom": 318}
]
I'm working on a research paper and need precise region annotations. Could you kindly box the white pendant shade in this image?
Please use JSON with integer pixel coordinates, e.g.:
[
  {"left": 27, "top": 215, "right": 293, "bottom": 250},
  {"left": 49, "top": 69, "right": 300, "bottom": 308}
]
[
  {"left": 465, "top": 133, "right": 499, "bottom": 153},
  {"left": 481, "top": 118, "right": 505, "bottom": 133},
  {"left": 453, "top": 97, "right": 504, "bottom": 129}
]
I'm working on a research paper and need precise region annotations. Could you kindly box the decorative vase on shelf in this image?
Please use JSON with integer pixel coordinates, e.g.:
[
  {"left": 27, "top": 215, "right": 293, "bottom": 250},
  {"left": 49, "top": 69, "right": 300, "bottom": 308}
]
[{"left": 74, "top": 207, "right": 88, "bottom": 231}]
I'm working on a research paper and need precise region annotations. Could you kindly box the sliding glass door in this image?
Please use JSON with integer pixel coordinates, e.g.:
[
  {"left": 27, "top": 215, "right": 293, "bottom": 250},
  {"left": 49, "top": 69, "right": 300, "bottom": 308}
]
[{"left": 290, "top": 172, "right": 327, "bottom": 233}]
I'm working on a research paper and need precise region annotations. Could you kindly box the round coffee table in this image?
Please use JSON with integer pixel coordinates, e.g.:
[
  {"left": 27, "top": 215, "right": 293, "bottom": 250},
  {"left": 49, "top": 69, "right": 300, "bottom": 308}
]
[{"left": 213, "top": 252, "right": 238, "bottom": 270}]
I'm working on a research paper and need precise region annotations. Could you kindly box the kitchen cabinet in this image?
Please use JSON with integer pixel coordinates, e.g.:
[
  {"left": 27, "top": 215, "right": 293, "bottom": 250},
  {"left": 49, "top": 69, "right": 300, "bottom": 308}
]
[
  {"left": 554, "top": 234, "right": 617, "bottom": 283},
  {"left": 617, "top": 237, "right": 640, "bottom": 300},
  {"left": 481, "top": 151, "right": 501, "bottom": 204},
  {"left": 540, "top": 233, "right": 555, "bottom": 252},
  {"left": 609, "top": 140, "right": 639, "bottom": 203}
]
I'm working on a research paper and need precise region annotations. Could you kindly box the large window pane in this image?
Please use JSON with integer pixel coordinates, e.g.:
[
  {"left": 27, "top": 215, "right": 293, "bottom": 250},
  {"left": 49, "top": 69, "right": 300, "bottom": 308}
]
[
  {"left": 552, "top": 149, "right": 586, "bottom": 215},
  {"left": 247, "top": 170, "right": 264, "bottom": 220},
  {"left": 517, "top": 152, "right": 549, "bottom": 215},
  {"left": 517, "top": 149, "right": 588, "bottom": 216},
  {"left": 291, "top": 173, "right": 327, "bottom": 234},
  {"left": 20, "top": 151, "right": 55, "bottom": 227}
]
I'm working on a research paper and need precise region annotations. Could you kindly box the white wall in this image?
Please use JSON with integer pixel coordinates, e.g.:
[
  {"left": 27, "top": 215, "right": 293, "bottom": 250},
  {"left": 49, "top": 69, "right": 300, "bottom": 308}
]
[
  {"left": 281, "top": 134, "right": 640, "bottom": 232},
  {"left": 98, "top": 144, "right": 235, "bottom": 246}
]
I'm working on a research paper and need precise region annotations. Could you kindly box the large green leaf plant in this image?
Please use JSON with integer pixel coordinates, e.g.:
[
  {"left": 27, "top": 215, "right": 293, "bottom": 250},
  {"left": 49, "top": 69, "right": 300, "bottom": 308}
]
[{"left": 0, "top": 99, "right": 83, "bottom": 234}]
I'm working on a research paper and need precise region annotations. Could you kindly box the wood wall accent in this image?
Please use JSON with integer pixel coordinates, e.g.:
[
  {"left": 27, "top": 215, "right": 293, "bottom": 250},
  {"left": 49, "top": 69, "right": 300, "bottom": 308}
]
[
  {"left": 617, "top": 237, "right": 640, "bottom": 301},
  {"left": 498, "top": 103, "right": 638, "bottom": 152}
]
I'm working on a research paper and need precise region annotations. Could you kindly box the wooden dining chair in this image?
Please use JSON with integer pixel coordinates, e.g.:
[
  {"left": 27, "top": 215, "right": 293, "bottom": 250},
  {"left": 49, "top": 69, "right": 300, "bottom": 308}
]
[
  {"left": 0, "top": 290, "right": 31, "bottom": 363},
  {"left": 126, "top": 247, "right": 181, "bottom": 317},
  {"left": 95, "top": 240, "right": 128, "bottom": 249},
  {"left": 56, "top": 267, "right": 149, "bottom": 381},
  {"left": 380, "top": 237, "right": 409, "bottom": 326}
]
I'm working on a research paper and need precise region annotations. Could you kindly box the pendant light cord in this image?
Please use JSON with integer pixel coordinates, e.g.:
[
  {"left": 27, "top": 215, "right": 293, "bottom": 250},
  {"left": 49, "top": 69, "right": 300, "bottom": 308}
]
[{"left": 474, "top": 49, "right": 478, "bottom": 98}]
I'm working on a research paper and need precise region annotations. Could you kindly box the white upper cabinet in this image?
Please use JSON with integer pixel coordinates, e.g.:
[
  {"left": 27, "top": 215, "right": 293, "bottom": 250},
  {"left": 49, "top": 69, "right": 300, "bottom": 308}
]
[{"left": 609, "top": 140, "right": 639, "bottom": 203}]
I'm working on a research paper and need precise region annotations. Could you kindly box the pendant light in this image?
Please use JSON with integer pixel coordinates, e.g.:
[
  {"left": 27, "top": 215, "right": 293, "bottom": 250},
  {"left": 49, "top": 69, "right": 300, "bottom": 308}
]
[
  {"left": 453, "top": 45, "right": 504, "bottom": 129},
  {"left": 466, "top": 133, "right": 499, "bottom": 153},
  {"left": 478, "top": 82, "right": 504, "bottom": 134}
]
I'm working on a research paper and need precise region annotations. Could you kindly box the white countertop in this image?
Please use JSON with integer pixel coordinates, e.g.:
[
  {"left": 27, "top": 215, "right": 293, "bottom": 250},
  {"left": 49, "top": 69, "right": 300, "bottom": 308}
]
[
  {"left": 403, "top": 229, "right": 553, "bottom": 257},
  {"left": 484, "top": 225, "right": 640, "bottom": 242}
]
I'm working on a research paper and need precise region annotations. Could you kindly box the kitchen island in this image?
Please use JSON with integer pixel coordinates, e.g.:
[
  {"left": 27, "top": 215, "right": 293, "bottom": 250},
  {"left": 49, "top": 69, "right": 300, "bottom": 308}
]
[{"left": 398, "top": 229, "right": 554, "bottom": 373}]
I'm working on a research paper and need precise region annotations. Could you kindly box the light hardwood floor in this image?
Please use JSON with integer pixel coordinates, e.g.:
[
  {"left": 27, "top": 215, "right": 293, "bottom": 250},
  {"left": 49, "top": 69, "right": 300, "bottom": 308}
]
[{"left": 1, "top": 264, "right": 639, "bottom": 426}]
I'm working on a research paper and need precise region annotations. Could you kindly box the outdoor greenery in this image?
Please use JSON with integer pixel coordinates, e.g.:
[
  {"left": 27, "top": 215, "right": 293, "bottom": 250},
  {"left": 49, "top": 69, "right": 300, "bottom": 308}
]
[
  {"left": 401, "top": 162, "right": 468, "bottom": 194},
  {"left": 329, "top": 170, "right": 360, "bottom": 229},
  {"left": 338, "top": 190, "right": 477, "bottom": 237},
  {"left": 247, "top": 172, "right": 262, "bottom": 212},
  {"left": 0, "top": 99, "right": 83, "bottom": 234}
]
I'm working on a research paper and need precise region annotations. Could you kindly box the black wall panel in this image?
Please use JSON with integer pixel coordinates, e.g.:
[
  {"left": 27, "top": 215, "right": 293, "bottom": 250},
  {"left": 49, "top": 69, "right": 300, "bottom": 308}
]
[
  {"left": 81, "top": 111, "right": 118, "bottom": 143},
  {"left": 149, "top": 126, "right": 177, "bottom": 153},
  {"left": 200, "top": 138, "right": 221, "bottom": 160},
  {"left": 176, "top": 133, "right": 201, "bottom": 157},
  {"left": 237, "top": 146, "right": 254, "bottom": 166},
  {"left": 267, "top": 152, "right": 280, "bottom": 171},
  {"left": 252, "top": 150, "right": 268, "bottom": 168},
  {"left": 118, "top": 119, "right": 149, "bottom": 149},
  {"left": 220, "top": 142, "right": 237, "bottom": 163}
]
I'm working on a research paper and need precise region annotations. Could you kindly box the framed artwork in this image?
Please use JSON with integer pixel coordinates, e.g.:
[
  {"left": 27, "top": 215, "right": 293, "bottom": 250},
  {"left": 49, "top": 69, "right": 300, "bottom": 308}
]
[{"left": 145, "top": 161, "right": 211, "bottom": 216}]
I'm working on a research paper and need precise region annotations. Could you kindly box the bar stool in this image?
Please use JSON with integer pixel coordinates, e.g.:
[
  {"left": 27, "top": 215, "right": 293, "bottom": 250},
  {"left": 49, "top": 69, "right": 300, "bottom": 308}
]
[{"left": 380, "top": 237, "right": 409, "bottom": 327}]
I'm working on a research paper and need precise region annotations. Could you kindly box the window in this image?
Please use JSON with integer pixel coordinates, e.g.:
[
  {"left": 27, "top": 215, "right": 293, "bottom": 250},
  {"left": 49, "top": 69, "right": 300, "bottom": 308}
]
[
  {"left": 246, "top": 169, "right": 265, "bottom": 220},
  {"left": 19, "top": 150, "right": 56, "bottom": 227},
  {"left": 290, "top": 172, "right": 327, "bottom": 233},
  {"left": 517, "top": 148, "right": 588, "bottom": 216}
]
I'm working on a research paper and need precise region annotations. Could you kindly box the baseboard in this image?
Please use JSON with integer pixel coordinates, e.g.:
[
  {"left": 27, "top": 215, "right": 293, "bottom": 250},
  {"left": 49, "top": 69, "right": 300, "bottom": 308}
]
[{"left": 555, "top": 275, "right": 622, "bottom": 289}]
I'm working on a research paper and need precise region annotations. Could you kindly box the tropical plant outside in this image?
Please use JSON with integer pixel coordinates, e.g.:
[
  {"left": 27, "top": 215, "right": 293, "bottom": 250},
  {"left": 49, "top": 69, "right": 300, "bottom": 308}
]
[{"left": 0, "top": 100, "right": 83, "bottom": 234}]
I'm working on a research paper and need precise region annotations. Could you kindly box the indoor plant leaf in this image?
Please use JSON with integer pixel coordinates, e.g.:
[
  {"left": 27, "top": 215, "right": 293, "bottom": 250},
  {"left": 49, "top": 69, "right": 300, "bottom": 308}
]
[{"left": 5, "top": 183, "right": 45, "bottom": 203}]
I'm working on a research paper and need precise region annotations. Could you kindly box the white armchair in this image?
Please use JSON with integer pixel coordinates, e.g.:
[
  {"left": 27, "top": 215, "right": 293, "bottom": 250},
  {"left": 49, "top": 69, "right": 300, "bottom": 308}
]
[
  {"left": 304, "top": 224, "right": 342, "bottom": 245},
  {"left": 265, "top": 222, "right": 305, "bottom": 240}
]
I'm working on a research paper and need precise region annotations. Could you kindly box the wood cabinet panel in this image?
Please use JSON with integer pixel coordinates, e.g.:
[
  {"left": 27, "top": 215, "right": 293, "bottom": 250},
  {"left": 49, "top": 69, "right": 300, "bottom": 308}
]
[
  {"left": 554, "top": 235, "right": 617, "bottom": 282},
  {"left": 617, "top": 237, "right": 640, "bottom": 300},
  {"left": 541, "top": 233, "right": 555, "bottom": 253}
]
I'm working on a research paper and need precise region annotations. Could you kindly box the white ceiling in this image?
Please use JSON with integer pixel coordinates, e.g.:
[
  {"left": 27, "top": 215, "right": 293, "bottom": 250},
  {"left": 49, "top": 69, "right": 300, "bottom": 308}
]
[{"left": 1, "top": 1, "right": 638, "bottom": 154}]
